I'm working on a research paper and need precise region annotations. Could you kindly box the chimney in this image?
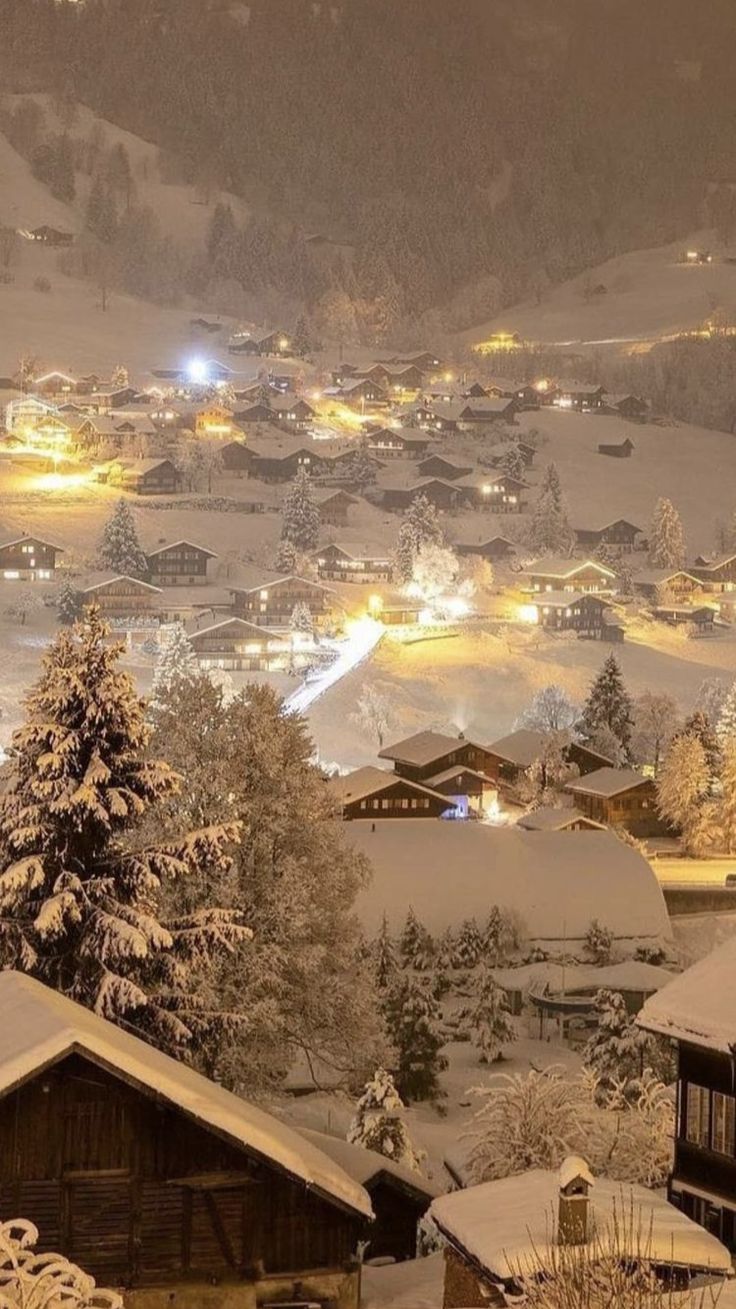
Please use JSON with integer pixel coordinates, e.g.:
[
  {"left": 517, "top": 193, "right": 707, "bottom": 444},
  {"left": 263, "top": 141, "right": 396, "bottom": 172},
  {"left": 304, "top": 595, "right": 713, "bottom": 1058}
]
[{"left": 558, "top": 1156, "right": 594, "bottom": 1246}]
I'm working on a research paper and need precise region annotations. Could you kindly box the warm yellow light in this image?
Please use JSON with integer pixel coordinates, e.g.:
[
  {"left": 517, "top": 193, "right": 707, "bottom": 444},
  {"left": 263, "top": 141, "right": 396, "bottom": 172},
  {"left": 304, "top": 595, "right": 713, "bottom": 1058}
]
[
  {"left": 367, "top": 594, "right": 383, "bottom": 615},
  {"left": 535, "top": 378, "right": 550, "bottom": 393},
  {"left": 443, "top": 371, "right": 454, "bottom": 383},
  {"left": 517, "top": 603, "right": 539, "bottom": 624},
  {"left": 279, "top": 336, "right": 289, "bottom": 351}
]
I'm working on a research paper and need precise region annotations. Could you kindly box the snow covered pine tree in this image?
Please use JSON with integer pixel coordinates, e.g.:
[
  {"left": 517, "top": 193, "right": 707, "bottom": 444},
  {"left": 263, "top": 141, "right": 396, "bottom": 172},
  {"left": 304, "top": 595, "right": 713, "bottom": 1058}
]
[
  {"left": 280, "top": 467, "right": 320, "bottom": 553},
  {"left": 0, "top": 607, "right": 247, "bottom": 1054},
  {"left": 150, "top": 623, "right": 199, "bottom": 708},
  {"left": 347, "top": 1067, "right": 424, "bottom": 1171},
  {"left": 98, "top": 498, "right": 149, "bottom": 578}
]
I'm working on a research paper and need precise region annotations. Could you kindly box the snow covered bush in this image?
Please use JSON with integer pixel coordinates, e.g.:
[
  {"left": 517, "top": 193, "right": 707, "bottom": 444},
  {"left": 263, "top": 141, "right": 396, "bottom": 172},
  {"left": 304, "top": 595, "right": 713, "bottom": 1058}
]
[
  {"left": 584, "top": 920, "right": 613, "bottom": 965},
  {"left": 0, "top": 1216, "right": 121, "bottom": 1309},
  {"left": 347, "top": 1068, "right": 424, "bottom": 1172},
  {"left": 464, "top": 1066, "right": 586, "bottom": 1183}
]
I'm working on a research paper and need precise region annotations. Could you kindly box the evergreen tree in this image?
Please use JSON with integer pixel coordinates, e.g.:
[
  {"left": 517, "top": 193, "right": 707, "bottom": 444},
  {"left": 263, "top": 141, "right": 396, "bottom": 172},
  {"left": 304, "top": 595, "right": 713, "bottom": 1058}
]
[
  {"left": 581, "top": 654, "right": 633, "bottom": 758},
  {"left": 56, "top": 578, "right": 83, "bottom": 627},
  {"left": 280, "top": 468, "right": 320, "bottom": 552},
  {"left": 400, "top": 906, "right": 434, "bottom": 970},
  {"left": 0, "top": 608, "right": 244, "bottom": 1051},
  {"left": 98, "top": 499, "right": 149, "bottom": 578},
  {"left": 583, "top": 989, "right": 647, "bottom": 1100},
  {"left": 501, "top": 444, "right": 525, "bottom": 481},
  {"left": 342, "top": 443, "right": 377, "bottom": 489},
  {"left": 86, "top": 173, "right": 118, "bottom": 244},
  {"left": 292, "top": 315, "right": 313, "bottom": 357},
  {"left": 290, "top": 601, "right": 314, "bottom": 636},
  {"left": 649, "top": 497, "right": 686, "bottom": 568},
  {"left": 274, "top": 537, "right": 298, "bottom": 574},
  {"left": 374, "top": 914, "right": 397, "bottom": 990},
  {"left": 679, "top": 709, "right": 721, "bottom": 779},
  {"left": 469, "top": 968, "right": 515, "bottom": 1063},
  {"left": 453, "top": 918, "right": 483, "bottom": 970},
  {"left": 385, "top": 973, "right": 447, "bottom": 1104},
  {"left": 150, "top": 624, "right": 199, "bottom": 708},
  {"left": 150, "top": 677, "right": 384, "bottom": 1092},
  {"left": 527, "top": 464, "right": 574, "bottom": 556},
  {"left": 347, "top": 1068, "right": 424, "bottom": 1171},
  {"left": 394, "top": 493, "right": 444, "bottom": 584},
  {"left": 585, "top": 918, "right": 613, "bottom": 964}
]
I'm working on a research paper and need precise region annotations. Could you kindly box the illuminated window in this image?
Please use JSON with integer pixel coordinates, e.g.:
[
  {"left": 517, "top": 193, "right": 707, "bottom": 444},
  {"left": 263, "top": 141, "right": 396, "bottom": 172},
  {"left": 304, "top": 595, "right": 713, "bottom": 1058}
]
[
  {"left": 3, "top": 571, "right": 19, "bottom": 580},
  {"left": 686, "top": 1084, "right": 710, "bottom": 1146}
]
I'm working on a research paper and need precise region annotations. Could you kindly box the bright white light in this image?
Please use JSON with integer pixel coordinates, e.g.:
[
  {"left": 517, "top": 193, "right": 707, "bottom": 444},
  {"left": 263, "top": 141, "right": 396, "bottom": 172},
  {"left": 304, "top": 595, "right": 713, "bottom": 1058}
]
[
  {"left": 186, "top": 358, "right": 208, "bottom": 384},
  {"left": 443, "top": 595, "right": 470, "bottom": 618},
  {"left": 518, "top": 604, "right": 539, "bottom": 624}
]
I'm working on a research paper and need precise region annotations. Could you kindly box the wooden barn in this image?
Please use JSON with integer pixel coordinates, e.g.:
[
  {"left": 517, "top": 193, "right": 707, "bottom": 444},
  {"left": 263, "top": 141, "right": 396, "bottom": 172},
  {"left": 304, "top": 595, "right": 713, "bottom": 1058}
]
[
  {"left": 299, "top": 1130, "right": 438, "bottom": 1263},
  {"left": 0, "top": 973, "right": 370, "bottom": 1304},
  {"left": 598, "top": 436, "right": 635, "bottom": 458}
]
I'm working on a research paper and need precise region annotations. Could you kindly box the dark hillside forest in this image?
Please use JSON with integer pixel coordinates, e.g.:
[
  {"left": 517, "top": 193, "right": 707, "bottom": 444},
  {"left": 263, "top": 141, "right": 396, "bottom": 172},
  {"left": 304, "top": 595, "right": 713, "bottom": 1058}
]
[{"left": 2, "top": 0, "right": 736, "bottom": 333}]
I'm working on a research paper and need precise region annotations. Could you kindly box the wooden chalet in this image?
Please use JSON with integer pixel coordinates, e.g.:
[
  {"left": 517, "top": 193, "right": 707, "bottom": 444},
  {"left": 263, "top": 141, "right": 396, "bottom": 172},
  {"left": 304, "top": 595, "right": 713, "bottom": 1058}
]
[
  {"left": 416, "top": 455, "right": 473, "bottom": 481},
  {"left": 300, "top": 1129, "right": 438, "bottom": 1263},
  {"left": 312, "top": 543, "right": 393, "bottom": 583},
  {"left": 382, "top": 479, "right": 461, "bottom": 513},
  {"left": 389, "top": 351, "right": 442, "bottom": 372},
  {"left": 527, "top": 592, "right": 624, "bottom": 641},
  {"left": 517, "top": 807, "right": 606, "bottom": 832},
  {"left": 0, "top": 972, "right": 370, "bottom": 1300},
  {"left": 484, "top": 729, "right": 612, "bottom": 788},
  {"left": 0, "top": 535, "right": 62, "bottom": 581},
  {"left": 574, "top": 519, "right": 643, "bottom": 552},
  {"left": 248, "top": 442, "right": 328, "bottom": 482},
  {"left": 220, "top": 440, "right": 256, "bottom": 475},
  {"left": 364, "top": 427, "right": 429, "bottom": 459},
  {"left": 233, "top": 403, "right": 274, "bottom": 425},
  {"left": 455, "top": 536, "right": 516, "bottom": 562},
  {"left": 230, "top": 575, "right": 339, "bottom": 629},
  {"left": 313, "top": 488, "right": 358, "bottom": 527},
  {"left": 632, "top": 569, "right": 705, "bottom": 602},
  {"left": 189, "top": 618, "right": 294, "bottom": 672},
  {"left": 334, "top": 378, "right": 388, "bottom": 409},
  {"left": 106, "top": 459, "right": 181, "bottom": 496},
  {"left": 145, "top": 541, "right": 217, "bottom": 587},
  {"left": 639, "top": 938, "right": 736, "bottom": 1250},
  {"left": 602, "top": 393, "right": 649, "bottom": 421},
  {"left": 554, "top": 384, "right": 606, "bottom": 412},
  {"left": 269, "top": 397, "right": 316, "bottom": 430},
  {"left": 692, "top": 553, "right": 736, "bottom": 592},
  {"left": 456, "top": 473, "right": 527, "bottom": 513},
  {"left": 566, "top": 767, "right": 669, "bottom": 837},
  {"left": 522, "top": 557, "right": 617, "bottom": 594},
  {"left": 228, "top": 330, "right": 292, "bottom": 357},
  {"left": 378, "top": 731, "right": 499, "bottom": 818},
  {"left": 653, "top": 604, "right": 718, "bottom": 633},
  {"left": 598, "top": 436, "right": 635, "bottom": 458},
  {"left": 329, "top": 766, "right": 451, "bottom": 820},
  {"left": 194, "top": 404, "right": 237, "bottom": 438},
  {"left": 82, "top": 575, "right": 162, "bottom": 619}
]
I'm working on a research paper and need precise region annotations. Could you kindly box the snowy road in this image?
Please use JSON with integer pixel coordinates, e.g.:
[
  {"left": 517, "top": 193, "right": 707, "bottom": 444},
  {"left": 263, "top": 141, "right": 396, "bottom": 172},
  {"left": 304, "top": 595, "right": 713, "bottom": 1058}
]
[{"left": 283, "top": 618, "right": 384, "bottom": 717}]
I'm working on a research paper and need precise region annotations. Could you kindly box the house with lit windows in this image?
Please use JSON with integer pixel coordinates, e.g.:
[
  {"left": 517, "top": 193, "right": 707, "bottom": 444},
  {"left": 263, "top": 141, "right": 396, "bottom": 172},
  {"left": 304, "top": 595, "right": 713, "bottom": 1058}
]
[
  {"left": 522, "top": 557, "right": 618, "bottom": 594},
  {"left": 0, "top": 535, "right": 62, "bottom": 581},
  {"left": 229, "top": 575, "right": 340, "bottom": 629},
  {"left": 145, "top": 541, "right": 217, "bottom": 587},
  {"left": 639, "top": 936, "right": 736, "bottom": 1251},
  {"left": 329, "top": 766, "right": 452, "bottom": 820}
]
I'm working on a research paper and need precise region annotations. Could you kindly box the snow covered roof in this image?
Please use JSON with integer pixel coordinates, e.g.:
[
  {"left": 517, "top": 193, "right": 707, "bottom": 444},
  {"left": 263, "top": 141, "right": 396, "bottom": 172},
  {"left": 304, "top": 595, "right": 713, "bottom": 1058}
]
[
  {"left": 189, "top": 616, "right": 287, "bottom": 643},
  {"left": 145, "top": 540, "right": 218, "bottom": 560},
  {"left": 638, "top": 936, "right": 736, "bottom": 1052},
  {"left": 229, "top": 574, "right": 337, "bottom": 598},
  {"left": 347, "top": 823, "right": 671, "bottom": 942},
  {"left": 559, "top": 1155, "right": 595, "bottom": 1189},
  {"left": 82, "top": 574, "right": 162, "bottom": 594},
  {"left": 430, "top": 1170, "right": 731, "bottom": 1282},
  {"left": 378, "top": 730, "right": 476, "bottom": 767},
  {"left": 517, "top": 807, "right": 606, "bottom": 832},
  {"left": 567, "top": 767, "right": 650, "bottom": 798},
  {"left": 485, "top": 729, "right": 559, "bottom": 767},
  {"left": 524, "top": 557, "right": 616, "bottom": 578},
  {"left": 633, "top": 568, "right": 703, "bottom": 586},
  {"left": 494, "top": 959, "right": 676, "bottom": 998},
  {"left": 298, "top": 1129, "right": 441, "bottom": 1202},
  {"left": 313, "top": 542, "right": 392, "bottom": 561},
  {"left": 328, "top": 766, "right": 449, "bottom": 807},
  {"left": 0, "top": 972, "right": 372, "bottom": 1219}
]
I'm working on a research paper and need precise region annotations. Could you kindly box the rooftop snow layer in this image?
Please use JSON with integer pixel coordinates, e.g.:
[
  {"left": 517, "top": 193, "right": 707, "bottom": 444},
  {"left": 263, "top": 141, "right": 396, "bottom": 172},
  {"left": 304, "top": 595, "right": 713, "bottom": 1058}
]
[
  {"left": 638, "top": 935, "right": 736, "bottom": 1052},
  {"left": 0, "top": 972, "right": 372, "bottom": 1219}
]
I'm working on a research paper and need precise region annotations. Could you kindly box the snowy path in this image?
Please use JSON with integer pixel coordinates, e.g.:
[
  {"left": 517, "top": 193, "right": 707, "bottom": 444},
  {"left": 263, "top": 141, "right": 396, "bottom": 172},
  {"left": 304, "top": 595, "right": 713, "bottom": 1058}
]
[{"left": 283, "top": 619, "right": 384, "bottom": 717}]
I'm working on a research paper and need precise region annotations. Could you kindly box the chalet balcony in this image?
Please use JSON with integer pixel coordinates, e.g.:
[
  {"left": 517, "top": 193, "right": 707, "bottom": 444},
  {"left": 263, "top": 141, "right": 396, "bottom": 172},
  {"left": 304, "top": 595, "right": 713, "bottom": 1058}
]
[{"left": 674, "top": 1138, "right": 736, "bottom": 1199}]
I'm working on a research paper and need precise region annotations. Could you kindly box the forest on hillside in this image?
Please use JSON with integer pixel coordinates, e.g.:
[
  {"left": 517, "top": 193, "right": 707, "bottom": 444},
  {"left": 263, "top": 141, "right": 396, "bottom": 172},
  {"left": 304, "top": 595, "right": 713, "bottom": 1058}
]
[{"left": 3, "top": 0, "right": 736, "bottom": 339}]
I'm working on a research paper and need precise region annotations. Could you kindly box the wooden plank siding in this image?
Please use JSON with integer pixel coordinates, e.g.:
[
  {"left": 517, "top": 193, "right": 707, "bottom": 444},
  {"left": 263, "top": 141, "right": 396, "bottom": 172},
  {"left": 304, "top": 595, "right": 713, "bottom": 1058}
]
[{"left": 0, "top": 1054, "right": 361, "bottom": 1287}]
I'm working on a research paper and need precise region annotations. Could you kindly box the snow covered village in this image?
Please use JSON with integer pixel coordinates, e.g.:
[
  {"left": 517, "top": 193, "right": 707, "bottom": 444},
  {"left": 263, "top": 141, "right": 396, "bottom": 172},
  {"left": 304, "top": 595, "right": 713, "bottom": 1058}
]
[{"left": 2, "top": 4, "right": 736, "bottom": 1309}]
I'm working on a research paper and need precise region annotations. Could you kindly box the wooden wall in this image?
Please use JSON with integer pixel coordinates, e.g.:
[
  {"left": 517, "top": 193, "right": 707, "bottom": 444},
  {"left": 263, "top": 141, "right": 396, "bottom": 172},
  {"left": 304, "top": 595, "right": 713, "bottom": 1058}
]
[{"left": 0, "top": 1054, "right": 360, "bottom": 1287}]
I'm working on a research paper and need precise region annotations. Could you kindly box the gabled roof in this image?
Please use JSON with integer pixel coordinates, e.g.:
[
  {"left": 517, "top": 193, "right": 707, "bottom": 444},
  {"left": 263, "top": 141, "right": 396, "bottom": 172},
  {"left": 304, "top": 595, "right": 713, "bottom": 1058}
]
[
  {"left": 524, "top": 556, "right": 616, "bottom": 579},
  {"left": 517, "top": 807, "right": 606, "bottom": 832},
  {"left": 83, "top": 574, "right": 162, "bottom": 594},
  {"left": 145, "top": 540, "right": 217, "bottom": 560},
  {"left": 189, "top": 616, "right": 288, "bottom": 643},
  {"left": 575, "top": 519, "right": 643, "bottom": 535},
  {"left": 329, "top": 765, "right": 449, "bottom": 807},
  {"left": 633, "top": 568, "right": 703, "bottom": 587},
  {"left": 567, "top": 767, "right": 650, "bottom": 798},
  {"left": 299, "top": 1128, "right": 440, "bottom": 1203},
  {"left": 314, "top": 543, "right": 391, "bottom": 563},
  {"left": 485, "top": 729, "right": 553, "bottom": 768},
  {"left": 0, "top": 972, "right": 371, "bottom": 1219},
  {"left": 0, "top": 535, "right": 63, "bottom": 554},
  {"left": 229, "top": 574, "right": 337, "bottom": 598},
  {"left": 638, "top": 936, "right": 736, "bottom": 1053},
  {"left": 378, "top": 730, "right": 480, "bottom": 768}
]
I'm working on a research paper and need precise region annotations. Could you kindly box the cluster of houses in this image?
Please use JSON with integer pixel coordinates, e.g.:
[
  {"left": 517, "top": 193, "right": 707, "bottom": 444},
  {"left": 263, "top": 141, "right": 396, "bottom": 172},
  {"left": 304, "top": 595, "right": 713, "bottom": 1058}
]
[{"left": 329, "top": 726, "right": 670, "bottom": 839}]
